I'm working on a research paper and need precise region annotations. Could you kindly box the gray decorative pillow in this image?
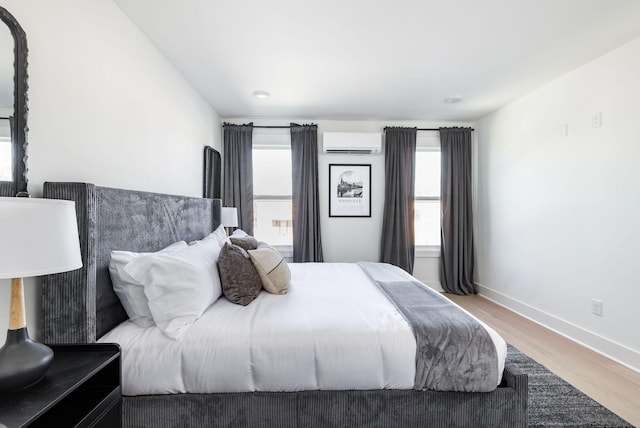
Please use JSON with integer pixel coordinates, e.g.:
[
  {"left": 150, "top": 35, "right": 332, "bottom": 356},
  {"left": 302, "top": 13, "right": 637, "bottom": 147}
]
[
  {"left": 217, "top": 243, "right": 262, "bottom": 306},
  {"left": 230, "top": 234, "right": 259, "bottom": 251},
  {"left": 248, "top": 243, "right": 290, "bottom": 295}
]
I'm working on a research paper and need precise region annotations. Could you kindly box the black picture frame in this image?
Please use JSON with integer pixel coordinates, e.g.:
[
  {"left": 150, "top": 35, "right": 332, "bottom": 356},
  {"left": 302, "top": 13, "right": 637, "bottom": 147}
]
[
  {"left": 329, "top": 164, "right": 371, "bottom": 217},
  {"left": 203, "top": 146, "right": 221, "bottom": 199}
]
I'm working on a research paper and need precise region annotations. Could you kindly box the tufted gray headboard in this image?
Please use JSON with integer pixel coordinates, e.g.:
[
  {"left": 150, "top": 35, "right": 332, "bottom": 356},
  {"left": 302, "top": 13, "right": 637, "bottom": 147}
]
[{"left": 41, "top": 182, "right": 221, "bottom": 344}]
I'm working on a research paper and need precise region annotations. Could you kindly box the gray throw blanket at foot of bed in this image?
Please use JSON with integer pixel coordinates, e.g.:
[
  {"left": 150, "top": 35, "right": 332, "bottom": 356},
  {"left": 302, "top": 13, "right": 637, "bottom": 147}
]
[{"left": 358, "top": 262, "right": 499, "bottom": 392}]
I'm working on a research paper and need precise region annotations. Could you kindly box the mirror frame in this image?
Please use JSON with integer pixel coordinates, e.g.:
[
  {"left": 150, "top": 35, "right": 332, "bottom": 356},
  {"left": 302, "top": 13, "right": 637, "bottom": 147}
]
[{"left": 0, "top": 7, "right": 28, "bottom": 197}]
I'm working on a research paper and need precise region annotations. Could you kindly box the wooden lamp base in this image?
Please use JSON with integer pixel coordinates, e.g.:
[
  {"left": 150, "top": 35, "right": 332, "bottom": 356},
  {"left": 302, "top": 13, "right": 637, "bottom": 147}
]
[{"left": 0, "top": 278, "right": 53, "bottom": 392}]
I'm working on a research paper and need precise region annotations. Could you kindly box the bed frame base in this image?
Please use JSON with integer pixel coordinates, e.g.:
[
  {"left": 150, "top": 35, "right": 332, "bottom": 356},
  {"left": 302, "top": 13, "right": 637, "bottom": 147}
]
[{"left": 124, "top": 367, "right": 526, "bottom": 428}]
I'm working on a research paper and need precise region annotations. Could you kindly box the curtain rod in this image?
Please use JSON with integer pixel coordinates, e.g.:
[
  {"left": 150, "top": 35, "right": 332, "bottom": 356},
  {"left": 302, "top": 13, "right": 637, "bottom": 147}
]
[
  {"left": 384, "top": 127, "right": 474, "bottom": 132},
  {"left": 253, "top": 125, "right": 293, "bottom": 129},
  {"left": 418, "top": 128, "right": 474, "bottom": 132},
  {"left": 250, "top": 125, "right": 475, "bottom": 131}
]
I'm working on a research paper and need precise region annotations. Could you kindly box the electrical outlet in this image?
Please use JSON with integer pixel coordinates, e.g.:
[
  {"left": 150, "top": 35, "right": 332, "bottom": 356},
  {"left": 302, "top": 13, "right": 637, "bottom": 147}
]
[
  {"left": 591, "top": 299, "right": 603, "bottom": 316},
  {"left": 559, "top": 123, "right": 569, "bottom": 137},
  {"left": 592, "top": 112, "right": 603, "bottom": 128}
]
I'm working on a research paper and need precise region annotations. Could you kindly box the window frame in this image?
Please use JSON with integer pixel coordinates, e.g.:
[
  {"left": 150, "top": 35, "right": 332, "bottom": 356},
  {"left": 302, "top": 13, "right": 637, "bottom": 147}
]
[
  {"left": 414, "top": 145, "right": 441, "bottom": 256},
  {"left": 251, "top": 134, "right": 294, "bottom": 249}
]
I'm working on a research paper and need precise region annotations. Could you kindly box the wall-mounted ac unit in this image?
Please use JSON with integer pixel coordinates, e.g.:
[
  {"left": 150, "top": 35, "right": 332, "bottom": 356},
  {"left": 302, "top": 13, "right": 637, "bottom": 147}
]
[{"left": 322, "top": 132, "right": 382, "bottom": 154}]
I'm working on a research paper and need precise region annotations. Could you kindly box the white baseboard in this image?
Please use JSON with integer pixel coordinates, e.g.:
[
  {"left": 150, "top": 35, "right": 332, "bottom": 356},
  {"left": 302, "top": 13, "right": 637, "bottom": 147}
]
[{"left": 477, "top": 283, "right": 640, "bottom": 374}]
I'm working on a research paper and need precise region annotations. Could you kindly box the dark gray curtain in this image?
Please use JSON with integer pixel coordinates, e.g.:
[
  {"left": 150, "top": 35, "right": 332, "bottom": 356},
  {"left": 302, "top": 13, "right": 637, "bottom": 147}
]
[
  {"left": 290, "top": 123, "right": 324, "bottom": 262},
  {"left": 8, "top": 115, "right": 14, "bottom": 147},
  {"left": 439, "top": 127, "right": 475, "bottom": 295},
  {"left": 222, "top": 123, "right": 254, "bottom": 235},
  {"left": 380, "top": 127, "right": 416, "bottom": 273},
  {"left": 203, "top": 146, "right": 221, "bottom": 199}
]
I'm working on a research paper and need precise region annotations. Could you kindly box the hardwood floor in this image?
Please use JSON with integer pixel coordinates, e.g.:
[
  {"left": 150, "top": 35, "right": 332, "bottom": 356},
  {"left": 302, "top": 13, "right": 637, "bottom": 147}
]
[{"left": 445, "top": 293, "right": 640, "bottom": 427}]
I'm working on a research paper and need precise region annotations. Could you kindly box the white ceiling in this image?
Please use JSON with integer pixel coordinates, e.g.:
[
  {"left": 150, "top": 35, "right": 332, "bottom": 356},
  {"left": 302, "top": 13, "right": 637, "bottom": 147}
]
[{"left": 114, "top": 0, "right": 640, "bottom": 121}]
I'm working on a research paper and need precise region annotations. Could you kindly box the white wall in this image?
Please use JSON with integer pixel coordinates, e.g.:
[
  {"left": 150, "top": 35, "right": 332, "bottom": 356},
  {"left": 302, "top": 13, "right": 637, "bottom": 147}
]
[
  {"left": 476, "top": 36, "right": 640, "bottom": 371},
  {"left": 0, "top": 0, "right": 221, "bottom": 342},
  {"left": 226, "top": 118, "right": 473, "bottom": 291}
]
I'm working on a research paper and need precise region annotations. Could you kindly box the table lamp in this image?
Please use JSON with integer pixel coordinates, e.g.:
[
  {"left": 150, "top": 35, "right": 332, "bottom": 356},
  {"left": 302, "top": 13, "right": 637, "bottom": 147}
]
[
  {"left": 0, "top": 197, "right": 82, "bottom": 392},
  {"left": 221, "top": 207, "right": 238, "bottom": 235}
]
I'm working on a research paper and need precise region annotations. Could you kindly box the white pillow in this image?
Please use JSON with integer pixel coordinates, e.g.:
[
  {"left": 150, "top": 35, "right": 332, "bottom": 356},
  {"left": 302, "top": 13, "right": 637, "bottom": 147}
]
[
  {"left": 109, "top": 241, "right": 188, "bottom": 328},
  {"left": 124, "top": 237, "right": 223, "bottom": 339},
  {"left": 230, "top": 229, "right": 248, "bottom": 239},
  {"left": 202, "top": 223, "right": 231, "bottom": 247}
]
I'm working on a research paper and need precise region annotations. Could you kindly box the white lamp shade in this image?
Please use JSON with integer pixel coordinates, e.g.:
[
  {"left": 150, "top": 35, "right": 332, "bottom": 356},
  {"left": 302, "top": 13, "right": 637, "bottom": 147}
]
[
  {"left": 0, "top": 197, "right": 83, "bottom": 278},
  {"left": 221, "top": 207, "right": 238, "bottom": 228}
]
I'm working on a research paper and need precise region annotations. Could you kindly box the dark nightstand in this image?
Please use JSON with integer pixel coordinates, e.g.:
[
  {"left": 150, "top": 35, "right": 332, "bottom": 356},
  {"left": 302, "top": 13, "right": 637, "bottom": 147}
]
[{"left": 0, "top": 343, "right": 121, "bottom": 428}]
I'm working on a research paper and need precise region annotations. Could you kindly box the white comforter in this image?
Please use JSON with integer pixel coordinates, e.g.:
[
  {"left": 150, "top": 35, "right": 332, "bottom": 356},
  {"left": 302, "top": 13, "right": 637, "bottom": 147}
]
[{"left": 100, "top": 262, "right": 505, "bottom": 395}]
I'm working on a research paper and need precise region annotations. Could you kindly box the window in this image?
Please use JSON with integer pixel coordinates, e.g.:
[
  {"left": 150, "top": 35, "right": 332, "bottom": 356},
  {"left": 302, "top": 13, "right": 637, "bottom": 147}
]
[
  {"left": 252, "top": 145, "right": 293, "bottom": 245},
  {"left": 0, "top": 119, "right": 11, "bottom": 181},
  {"left": 415, "top": 149, "right": 440, "bottom": 246},
  {"left": 0, "top": 139, "right": 10, "bottom": 181}
]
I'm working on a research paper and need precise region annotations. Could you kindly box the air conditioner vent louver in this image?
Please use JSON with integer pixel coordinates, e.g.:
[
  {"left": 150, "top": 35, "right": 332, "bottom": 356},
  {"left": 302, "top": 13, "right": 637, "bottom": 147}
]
[
  {"left": 324, "top": 149, "right": 373, "bottom": 155},
  {"left": 322, "top": 132, "right": 382, "bottom": 154}
]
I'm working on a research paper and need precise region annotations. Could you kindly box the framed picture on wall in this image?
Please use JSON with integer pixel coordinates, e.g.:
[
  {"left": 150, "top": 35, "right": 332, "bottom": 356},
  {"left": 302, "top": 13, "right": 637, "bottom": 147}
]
[
  {"left": 329, "top": 164, "right": 371, "bottom": 217},
  {"left": 203, "top": 146, "right": 221, "bottom": 199}
]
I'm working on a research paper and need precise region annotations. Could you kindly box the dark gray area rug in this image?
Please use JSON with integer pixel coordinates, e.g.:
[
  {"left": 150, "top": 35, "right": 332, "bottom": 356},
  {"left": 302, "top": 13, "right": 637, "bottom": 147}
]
[{"left": 506, "top": 345, "right": 635, "bottom": 427}]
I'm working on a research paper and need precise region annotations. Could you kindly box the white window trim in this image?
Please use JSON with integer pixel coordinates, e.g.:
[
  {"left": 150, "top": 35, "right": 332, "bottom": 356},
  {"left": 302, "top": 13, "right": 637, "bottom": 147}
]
[
  {"left": 252, "top": 138, "right": 294, "bottom": 246},
  {"left": 271, "top": 244, "right": 294, "bottom": 261},
  {"left": 415, "top": 146, "right": 441, "bottom": 250},
  {"left": 416, "top": 245, "right": 440, "bottom": 258}
]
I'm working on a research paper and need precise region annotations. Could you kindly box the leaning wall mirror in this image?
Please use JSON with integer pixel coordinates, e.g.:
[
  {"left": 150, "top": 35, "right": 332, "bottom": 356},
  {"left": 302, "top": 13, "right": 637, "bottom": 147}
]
[{"left": 0, "top": 7, "right": 28, "bottom": 197}]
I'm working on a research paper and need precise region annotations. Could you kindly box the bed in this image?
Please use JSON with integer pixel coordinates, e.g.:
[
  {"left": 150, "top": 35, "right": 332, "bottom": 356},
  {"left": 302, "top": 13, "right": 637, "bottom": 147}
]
[{"left": 41, "top": 182, "right": 528, "bottom": 428}]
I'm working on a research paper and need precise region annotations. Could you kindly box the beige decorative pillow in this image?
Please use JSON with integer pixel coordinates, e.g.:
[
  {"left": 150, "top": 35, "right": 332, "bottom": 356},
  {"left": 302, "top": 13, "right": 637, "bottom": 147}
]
[{"left": 248, "top": 243, "right": 290, "bottom": 295}]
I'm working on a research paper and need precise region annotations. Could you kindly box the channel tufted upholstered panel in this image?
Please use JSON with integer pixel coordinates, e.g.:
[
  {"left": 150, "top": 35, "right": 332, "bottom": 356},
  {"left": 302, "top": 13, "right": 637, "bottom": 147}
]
[
  {"left": 42, "top": 182, "right": 221, "bottom": 343},
  {"left": 41, "top": 182, "right": 527, "bottom": 428},
  {"left": 123, "top": 374, "right": 528, "bottom": 428}
]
